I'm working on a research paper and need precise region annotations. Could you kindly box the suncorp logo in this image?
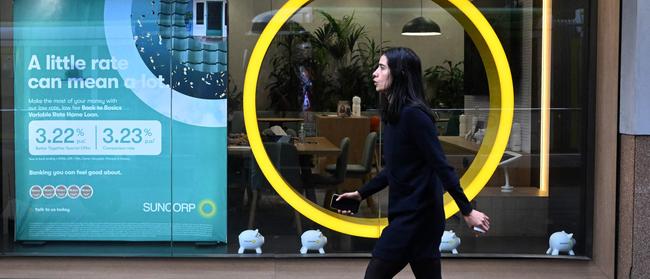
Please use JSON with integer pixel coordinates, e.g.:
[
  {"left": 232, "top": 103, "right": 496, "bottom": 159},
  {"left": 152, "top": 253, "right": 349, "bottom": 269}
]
[
  {"left": 142, "top": 200, "right": 217, "bottom": 218},
  {"left": 143, "top": 202, "right": 196, "bottom": 213}
]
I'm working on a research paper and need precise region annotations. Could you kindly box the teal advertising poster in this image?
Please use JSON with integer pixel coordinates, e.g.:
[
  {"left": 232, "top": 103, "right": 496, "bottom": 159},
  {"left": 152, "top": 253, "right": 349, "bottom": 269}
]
[{"left": 13, "top": 0, "right": 228, "bottom": 242}]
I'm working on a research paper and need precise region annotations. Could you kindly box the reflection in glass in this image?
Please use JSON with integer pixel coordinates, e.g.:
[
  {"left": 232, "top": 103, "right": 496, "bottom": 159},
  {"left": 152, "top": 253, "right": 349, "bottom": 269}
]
[{"left": 0, "top": 0, "right": 596, "bottom": 258}]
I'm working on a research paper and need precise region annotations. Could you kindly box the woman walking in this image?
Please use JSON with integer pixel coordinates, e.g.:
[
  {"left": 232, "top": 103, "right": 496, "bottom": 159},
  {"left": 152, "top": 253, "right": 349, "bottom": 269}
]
[{"left": 336, "top": 47, "right": 490, "bottom": 279}]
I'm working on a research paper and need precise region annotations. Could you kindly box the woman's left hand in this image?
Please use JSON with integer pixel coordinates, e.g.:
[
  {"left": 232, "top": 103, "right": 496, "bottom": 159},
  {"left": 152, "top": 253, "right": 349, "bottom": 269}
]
[{"left": 463, "top": 210, "right": 490, "bottom": 231}]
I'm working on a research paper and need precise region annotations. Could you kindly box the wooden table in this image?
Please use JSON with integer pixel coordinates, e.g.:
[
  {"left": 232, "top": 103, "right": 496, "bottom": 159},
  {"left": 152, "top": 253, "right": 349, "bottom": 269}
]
[
  {"left": 294, "top": 136, "right": 340, "bottom": 156},
  {"left": 439, "top": 136, "right": 480, "bottom": 154},
  {"left": 227, "top": 137, "right": 340, "bottom": 157},
  {"left": 228, "top": 137, "right": 341, "bottom": 207},
  {"left": 257, "top": 117, "right": 304, "bottom": 122},
  {"left": 438, "top": 136, "right": 530, "bottom": 190},
  {"left": 257, "top": 117, "right": 304, "bottom": 128}
]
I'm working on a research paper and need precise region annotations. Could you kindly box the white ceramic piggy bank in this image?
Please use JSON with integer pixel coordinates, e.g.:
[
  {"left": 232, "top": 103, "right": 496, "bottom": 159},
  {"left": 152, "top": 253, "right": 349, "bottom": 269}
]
[
  {"left": 238, "top": 229, "right": 265, "bottom": 254},
  {"left": 300, "top": 229, "right": 327, "bottom": 254},
  {"left": 439, "top": 230, "right": 461, "bottom": 254},
  {"left": 546, "top": 231, "right": 576, "bottom": 256}
]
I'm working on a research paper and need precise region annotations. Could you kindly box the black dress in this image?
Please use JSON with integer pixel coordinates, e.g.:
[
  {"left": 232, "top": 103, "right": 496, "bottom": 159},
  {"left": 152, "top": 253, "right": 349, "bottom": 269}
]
[{"left": 358, "top": 105, "right": 473, "bottom": 261}]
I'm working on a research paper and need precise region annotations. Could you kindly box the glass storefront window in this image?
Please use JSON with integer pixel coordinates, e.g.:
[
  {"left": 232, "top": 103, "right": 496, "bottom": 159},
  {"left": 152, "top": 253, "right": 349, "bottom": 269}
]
[{"left": 1, "top": 0, "right": 595, "bottom": 258}]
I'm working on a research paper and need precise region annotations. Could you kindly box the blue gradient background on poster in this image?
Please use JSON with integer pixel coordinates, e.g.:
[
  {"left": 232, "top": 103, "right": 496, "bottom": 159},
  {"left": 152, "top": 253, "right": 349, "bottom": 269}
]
[{"left": 13, "top": 0, "right": 227, "bottom": 242}]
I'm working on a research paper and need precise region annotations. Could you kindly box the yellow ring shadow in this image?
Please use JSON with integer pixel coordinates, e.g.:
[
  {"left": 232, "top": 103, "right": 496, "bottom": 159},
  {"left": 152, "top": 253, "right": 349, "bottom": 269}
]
[{"left": 243, "top": 0, "right": 514, "bottom": 238}]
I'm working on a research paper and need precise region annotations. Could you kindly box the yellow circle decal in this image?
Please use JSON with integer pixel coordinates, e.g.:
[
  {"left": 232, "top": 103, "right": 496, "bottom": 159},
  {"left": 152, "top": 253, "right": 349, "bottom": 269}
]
[
  {"left": 243, "top": 0, "right": 514, "bottom": 238},
  {"left": 198, "top": 199, "right": 217, "bottom": 218}
]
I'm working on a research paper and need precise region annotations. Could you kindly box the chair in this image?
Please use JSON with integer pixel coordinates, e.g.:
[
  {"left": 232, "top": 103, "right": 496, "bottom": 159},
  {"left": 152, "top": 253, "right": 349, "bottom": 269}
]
[
  {"left": 285, "top": 128, "right": 297, "bottom": 137},
  {"left": 325, "top": 132, "right": 378, "bottom": 213},
  {"left": 247, "top": 142, "right": 303, "bottom": 235},
  {"left": 229, "top": 111, "right": 244, "bottom": 133},
  {"left": 304, "top": 137, "right": 350, "bottom": 208}
]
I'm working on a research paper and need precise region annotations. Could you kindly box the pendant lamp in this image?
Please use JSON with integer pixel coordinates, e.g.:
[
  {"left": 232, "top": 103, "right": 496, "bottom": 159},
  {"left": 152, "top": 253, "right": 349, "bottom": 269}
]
[{"left": 402, "top": 0, "right": 441, "bottom": 36}]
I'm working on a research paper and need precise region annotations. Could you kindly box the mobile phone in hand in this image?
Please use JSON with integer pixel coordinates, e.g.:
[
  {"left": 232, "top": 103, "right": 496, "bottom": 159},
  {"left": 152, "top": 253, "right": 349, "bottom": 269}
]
[
  {"left": 330, "top": 194, "right": 360, "bottom": 214},
  {"left": 473, "top": 226, "right": 486, "bottom": 236}
]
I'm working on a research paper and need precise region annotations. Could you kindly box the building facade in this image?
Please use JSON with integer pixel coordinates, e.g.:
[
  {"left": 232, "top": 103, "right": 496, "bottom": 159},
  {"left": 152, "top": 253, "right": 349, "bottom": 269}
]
[{"left": 0, "top": 0, "right": 646, "bottom": 277}]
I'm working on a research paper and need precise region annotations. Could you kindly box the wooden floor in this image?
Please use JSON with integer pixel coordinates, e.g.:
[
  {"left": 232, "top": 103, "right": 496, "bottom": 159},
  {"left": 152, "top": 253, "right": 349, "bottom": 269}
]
[{"left": 0, "top": 257, "right": 610, "bottom": 279}]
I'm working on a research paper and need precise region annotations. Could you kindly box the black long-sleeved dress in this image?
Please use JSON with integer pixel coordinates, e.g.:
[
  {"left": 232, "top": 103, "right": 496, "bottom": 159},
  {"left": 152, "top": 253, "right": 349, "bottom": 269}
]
[{"left": 358, "top": 105, "right": 473, "bottom": 261}]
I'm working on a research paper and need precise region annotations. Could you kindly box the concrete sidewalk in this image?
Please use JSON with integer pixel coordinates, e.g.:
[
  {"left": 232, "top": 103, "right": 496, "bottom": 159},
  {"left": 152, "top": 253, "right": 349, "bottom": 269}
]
[{"left": 0, "top": 257, "right": 609, "bottom": 279}]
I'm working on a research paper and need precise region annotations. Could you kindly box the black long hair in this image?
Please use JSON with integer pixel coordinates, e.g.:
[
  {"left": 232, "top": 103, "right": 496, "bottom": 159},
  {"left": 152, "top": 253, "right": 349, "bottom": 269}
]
[{"left": 380, "top": 47, "right": 435, "bottom": 124}]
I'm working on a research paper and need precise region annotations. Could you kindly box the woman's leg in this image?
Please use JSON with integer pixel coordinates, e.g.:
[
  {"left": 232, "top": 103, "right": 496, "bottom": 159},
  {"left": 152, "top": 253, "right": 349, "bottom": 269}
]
[
  {"left": 409, "top": 258, "right": 442, "bottom": 279},
  {"left": 364, "top": 257, "right": 408, "bottom": 279}
]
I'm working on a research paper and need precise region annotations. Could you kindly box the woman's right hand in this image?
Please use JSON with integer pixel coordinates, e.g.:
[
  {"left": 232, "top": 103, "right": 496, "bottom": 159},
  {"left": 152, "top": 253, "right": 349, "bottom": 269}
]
[
  {"left": 463, "top": 209, "right": 490, "bottom": 232},
  {"left": 336, "top": 191, "right": 362, "bottom": 215}
]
